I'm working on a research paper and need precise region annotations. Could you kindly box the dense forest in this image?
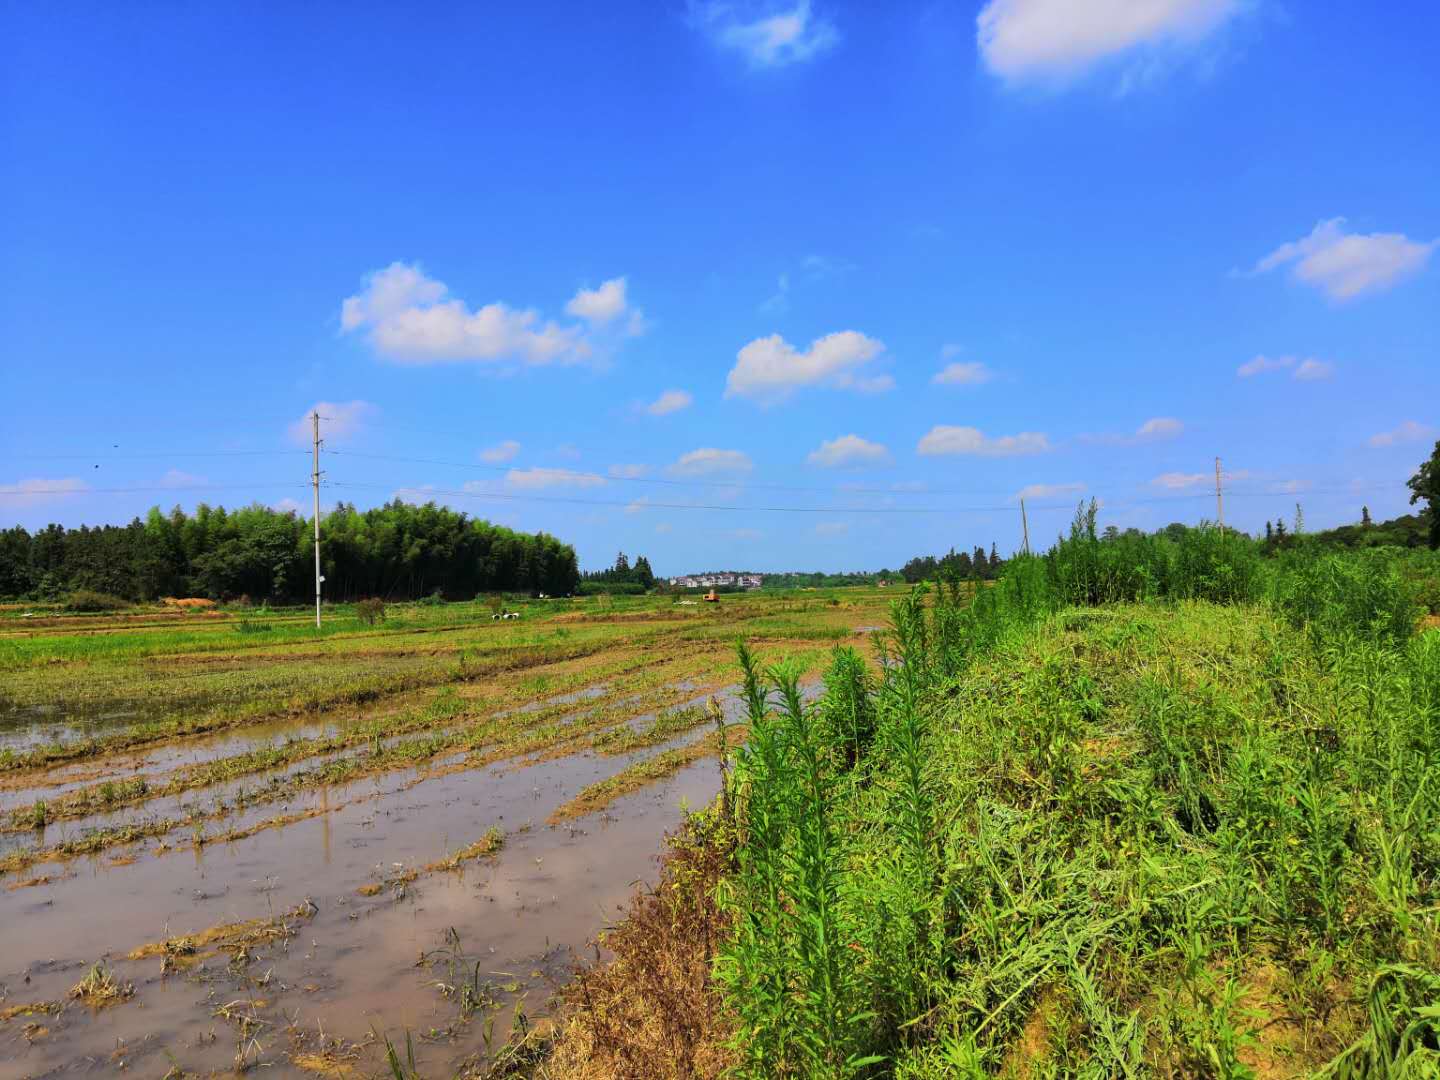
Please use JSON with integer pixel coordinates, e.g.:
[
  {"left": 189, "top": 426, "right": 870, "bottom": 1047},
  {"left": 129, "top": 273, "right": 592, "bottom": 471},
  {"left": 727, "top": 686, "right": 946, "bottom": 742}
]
[{"left": 0, "top": 500, "right": 580, "bottom": 602}]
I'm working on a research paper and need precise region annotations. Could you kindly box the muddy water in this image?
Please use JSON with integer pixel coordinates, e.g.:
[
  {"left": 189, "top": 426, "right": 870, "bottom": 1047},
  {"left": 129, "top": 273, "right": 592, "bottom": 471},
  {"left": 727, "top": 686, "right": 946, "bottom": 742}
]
[{"left": 0, "top": 700, "right": 728, "bottom": 1078}]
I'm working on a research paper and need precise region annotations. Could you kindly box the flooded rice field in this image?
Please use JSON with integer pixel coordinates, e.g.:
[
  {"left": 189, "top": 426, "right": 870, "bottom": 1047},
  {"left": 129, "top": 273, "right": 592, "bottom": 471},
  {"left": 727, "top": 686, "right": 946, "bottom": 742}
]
[{"left": 0, "top": 591, "right": 889, "bottom": 1077}]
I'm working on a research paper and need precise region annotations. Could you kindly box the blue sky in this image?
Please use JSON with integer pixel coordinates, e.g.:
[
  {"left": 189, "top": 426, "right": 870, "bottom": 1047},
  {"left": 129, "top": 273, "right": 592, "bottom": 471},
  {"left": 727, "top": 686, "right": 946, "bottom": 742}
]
[{"left": 3, "top": 1, "right": 1437, "bottom": 575}]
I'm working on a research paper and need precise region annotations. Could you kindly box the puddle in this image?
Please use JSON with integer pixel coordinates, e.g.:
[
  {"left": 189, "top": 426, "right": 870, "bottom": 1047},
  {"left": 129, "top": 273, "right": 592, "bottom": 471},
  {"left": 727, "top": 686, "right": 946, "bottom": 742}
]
[{"left": 0, "top": 722, "right": 727, "bottom": 1076}]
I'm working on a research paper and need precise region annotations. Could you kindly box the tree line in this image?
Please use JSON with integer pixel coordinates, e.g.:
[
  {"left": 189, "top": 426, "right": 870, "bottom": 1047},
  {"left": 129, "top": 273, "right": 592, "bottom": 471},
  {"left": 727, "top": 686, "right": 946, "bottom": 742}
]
[
  {"left": 578, "top": 551, "right": 656, "bottom": 595},
  {"left": 0, "top": 500, "right": 581, "bottom": 603},
  {"left": 900, "top": 543, "right": 1004, "bottom": 584}
]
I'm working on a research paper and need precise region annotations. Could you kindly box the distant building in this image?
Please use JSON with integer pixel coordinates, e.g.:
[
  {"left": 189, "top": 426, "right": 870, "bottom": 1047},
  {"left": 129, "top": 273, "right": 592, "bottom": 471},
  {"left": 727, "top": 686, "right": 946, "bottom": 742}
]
[{"left": 669, "top": 571, "right": 763, "bottom": 590}]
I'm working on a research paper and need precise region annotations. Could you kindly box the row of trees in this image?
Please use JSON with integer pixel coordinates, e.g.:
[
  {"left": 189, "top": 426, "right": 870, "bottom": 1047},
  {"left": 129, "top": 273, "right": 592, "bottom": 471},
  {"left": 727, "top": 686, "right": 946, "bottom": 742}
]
[
  {"left": 581, "top": 551, "right": 657, "bottom": 593},
  {"left": 900, "top": 544, "right": 1004, "bottom": 584},
  {"left": 0, "top": 500, "right": 581, "bottom": 602}
]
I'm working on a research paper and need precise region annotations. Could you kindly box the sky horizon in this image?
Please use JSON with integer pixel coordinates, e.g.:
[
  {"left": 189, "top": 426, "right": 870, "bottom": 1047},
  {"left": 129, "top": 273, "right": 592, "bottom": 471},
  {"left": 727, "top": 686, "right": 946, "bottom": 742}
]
[{"left": 3, "top": 2, "right": 1437, "bottom": 576}]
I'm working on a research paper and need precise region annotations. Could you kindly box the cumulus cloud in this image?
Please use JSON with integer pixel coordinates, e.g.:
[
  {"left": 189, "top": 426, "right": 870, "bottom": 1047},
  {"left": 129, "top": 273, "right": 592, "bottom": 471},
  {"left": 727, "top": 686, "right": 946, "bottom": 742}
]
[
  {"left": 1015, "top": 482, "right": 1086, "bottom": 502},
  {"left": 1248, "top": 218, "right": 1438, "bottom": 301},
  {"left": 340, "top": 263, "right": 644, "bottom": 365},
  {"left": 1237, "top": 355, "right": 1337, "bottom": 381},
  {"left": 933, "top": 361, "right": 994, "bottom": 386},
  {"left": 609, "top": 464, "right": 650, "bottom": 479},
  {"left": 668, "top": 448, "right": 754, "bottom": 477},
  {"left": 645, "top": 389, "right": 693, "bottom": 416},
  {"left": 479, "top": 440, "right": 521, "bottom": 464},
  {"left": 917, "top": 426, "right": 1051, "bottom": 457},
  {"left": 806, "top": 435, "right": 892, "bottom": 469},
  {"left": 694, "top": 1, "right": 838, "bottom": 68},
  {"left": 977, "top": 0, "right": 1241, "bottom": 83},
  {"left": 0, "top": 477, "right": 88, "bottom": 507},
  {"left": 725, "top": 330, "right": 888, "bottom": 404},
  {"left": 565, "top": 277, "right": 628, "bottom": 325},
  {"left": 289, "top": 400, "right": 376, "bottom": 445},
  {"left": 504, "top": 468, "right": 606, "bottom": 490},
  {"left": 1369, "top": 420, "right": 1437, "bottom": 448}
]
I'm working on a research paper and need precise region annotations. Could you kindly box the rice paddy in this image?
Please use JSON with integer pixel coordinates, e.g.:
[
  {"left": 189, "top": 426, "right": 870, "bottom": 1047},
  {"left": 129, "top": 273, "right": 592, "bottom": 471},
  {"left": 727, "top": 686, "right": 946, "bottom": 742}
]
[{"left": 0, "top": 589, "right": 889, "bottom": 1077}]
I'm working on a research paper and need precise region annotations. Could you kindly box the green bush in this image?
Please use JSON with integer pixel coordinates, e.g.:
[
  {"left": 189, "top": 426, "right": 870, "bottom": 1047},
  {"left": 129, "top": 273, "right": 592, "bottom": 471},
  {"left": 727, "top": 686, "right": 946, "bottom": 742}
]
[
  {"left": 63, "top": 589, "right": 129, "bottom": 613},
  {"left": 578, "top": 580, "right": 645, "bottom": 596},
  {"left": 1272, "top": 549, "right": 1419, "bottom": 647},
  {"left": 355, "top": 597, "right": 386, "bottom": 626}
]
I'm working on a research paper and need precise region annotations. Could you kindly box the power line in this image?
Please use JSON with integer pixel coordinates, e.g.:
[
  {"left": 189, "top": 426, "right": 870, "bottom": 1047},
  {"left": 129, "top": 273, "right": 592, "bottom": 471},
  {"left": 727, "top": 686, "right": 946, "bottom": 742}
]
[
  {"left": 4, "top": 450, "right": 310, "bottom": 461},
  {"left": 323, "top": 448, "right": 1019, "bottom": 497},
  {"left": 327, "top": 478, "right": 1404, "bottom": 516},
  {"left": 0, "top": 482, "right": 308, "bottom": 497}
]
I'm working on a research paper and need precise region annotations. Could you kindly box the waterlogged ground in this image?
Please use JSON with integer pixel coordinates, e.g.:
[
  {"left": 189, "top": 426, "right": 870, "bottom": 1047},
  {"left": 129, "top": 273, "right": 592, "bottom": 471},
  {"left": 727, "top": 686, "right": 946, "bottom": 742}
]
[{"left": 0, "top": 590, "right": 889, "bottom": 1077}]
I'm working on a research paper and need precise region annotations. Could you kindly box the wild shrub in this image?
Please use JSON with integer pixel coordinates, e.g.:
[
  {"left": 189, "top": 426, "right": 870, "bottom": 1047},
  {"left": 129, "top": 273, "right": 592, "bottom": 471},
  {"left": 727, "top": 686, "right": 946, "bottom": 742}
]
[
  {"left": 1272, "top": 548, "right": 1418, "bottom": 647},
  {"left": 1170, "top": 526, "right": 1264, "bottom": 603},
  {"left": 355, "top": 597, "right": 386, "bottom": 626},
  {"left": 64, "top": 589, "right": 129, "bottom": 612}
]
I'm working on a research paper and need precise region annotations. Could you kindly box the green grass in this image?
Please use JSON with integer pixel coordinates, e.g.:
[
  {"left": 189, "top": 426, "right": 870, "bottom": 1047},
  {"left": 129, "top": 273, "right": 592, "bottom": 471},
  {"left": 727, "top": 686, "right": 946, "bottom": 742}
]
[{"left": 698, "top": 534, "right": 1440, "bottom": 1078}]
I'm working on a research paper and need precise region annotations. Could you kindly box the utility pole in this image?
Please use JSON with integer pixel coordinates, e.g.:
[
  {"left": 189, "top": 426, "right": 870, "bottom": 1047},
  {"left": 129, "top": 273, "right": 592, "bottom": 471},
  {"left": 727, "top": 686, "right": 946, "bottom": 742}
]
[
  {"left": 1020, "top": 498, "right": 1031, "bottom": 555},
  {"left": 312, "top": 411, "right": 323, "bottom": 629},
  {"left": 1215, "top": 456, "right": 1224, "bottom": 532}
]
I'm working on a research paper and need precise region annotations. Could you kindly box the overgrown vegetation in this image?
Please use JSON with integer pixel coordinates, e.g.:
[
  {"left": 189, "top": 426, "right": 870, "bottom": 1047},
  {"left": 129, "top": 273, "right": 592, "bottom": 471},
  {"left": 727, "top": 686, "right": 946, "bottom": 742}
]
[{"left": 548, "top": 517, "right": 1440, "bottom": 1079}]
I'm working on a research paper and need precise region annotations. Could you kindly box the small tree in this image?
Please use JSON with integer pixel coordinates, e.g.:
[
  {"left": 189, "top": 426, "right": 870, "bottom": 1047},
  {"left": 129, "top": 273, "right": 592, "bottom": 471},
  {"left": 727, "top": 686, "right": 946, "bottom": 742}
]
[
  {"left": 355, "top": 597, "right": 385, "bottom": 626},
  {"left": 1407, "top": 440, "right": 1440, "bottom": 549}
]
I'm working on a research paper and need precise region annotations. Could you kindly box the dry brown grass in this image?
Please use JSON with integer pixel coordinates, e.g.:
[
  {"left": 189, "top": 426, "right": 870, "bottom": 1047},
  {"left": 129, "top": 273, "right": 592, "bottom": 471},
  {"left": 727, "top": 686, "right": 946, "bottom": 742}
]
[{"left": 542, "top": 810, "right": 735, "bottom": 1080}]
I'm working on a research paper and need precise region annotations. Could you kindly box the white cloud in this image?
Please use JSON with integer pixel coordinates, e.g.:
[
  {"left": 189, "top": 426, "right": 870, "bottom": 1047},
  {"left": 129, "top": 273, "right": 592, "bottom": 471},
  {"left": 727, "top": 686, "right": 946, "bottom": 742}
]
[
  {"left": 1248, "top": 218, "right": 1438, "bottom": 301},
  {"left": 340, "top": 262, "right": 644, "bottom": 365},
  {"left": 1136, "top": 417, "right": 1184, "bottom": 440},
  {"left": 1015, "top": 482, "right": 1086, "bottom": 502},
  {"left": 289, "top": 400, "right": 376, "bottom": 445},
  {"left": 566, "top": 277, "right": 627, "bottom": 325},
  {"left": 1272, "top": 480, "right": 1312, "bottom": 495},
  {"left": 1293, "top": 359, "right": 1336, "bottom": 382},
  {"left": 668, "top": 448, "right": 754, "bottom": 477},
  {"left": 917, "top": 426, "right": 1051, "bottom": 457},
  {"left": 624, "top": 497, "right": 649, "bottom": 515},
  {"left": 933, "top": 361, "right": 994, "bottom": 386},
  {"left": 159, "top": 469, "right": 206, "bottom": 488},
  {"left": 1369, "top": 420, "right": 1437, "bottom": 449},
  {"left": 1087, "top": 416, "right": 1185, "bottom": 446},
  {"left": 725, "top": 330, "right": 888, "bottom": 404},
  {"left": 806, "top": 435, "right": 892, "bottom": 469},
  {"left": 271, "top": 497, "right": 304, "bottom": 514},
  {"left": 977, "top": 0, "right": 1240, "bottom": 83},
  {"left": 1151, "top": 471, "right": 1208, "bottom": 489},
  {"left": 695, "top": 1, "right": 838, "bottom": 68},
  {"left": 609, "top": 464, "right": 650, "bottom": 479},
  {"left": 504, "top": 467, "right": 606, "bottom": 490},
  {"left": 0, "top": 477, "right": 88, "bottom": 507},
  {"left": 1237, "top": 354, "right": 1337, "bottom": 381},
  {"left": 645, "top": 389, "right": 693, "bottom": 416},
  {"left": 1237, "top": 354, "right": 1294, "bottom": 377},
  {"left": 479, "top": 440, "right": 521, "bottom": 464},
  {"left": 814, "top": 521, "right": 849, "bottom": 537}
]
